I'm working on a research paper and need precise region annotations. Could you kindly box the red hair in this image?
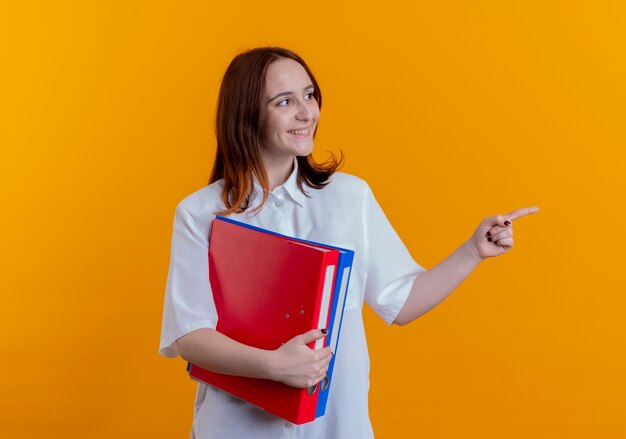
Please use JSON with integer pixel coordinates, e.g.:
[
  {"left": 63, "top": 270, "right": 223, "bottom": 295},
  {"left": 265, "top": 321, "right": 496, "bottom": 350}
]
[{"left": 209, "top": 47, "right": 343, "bottom": 215}]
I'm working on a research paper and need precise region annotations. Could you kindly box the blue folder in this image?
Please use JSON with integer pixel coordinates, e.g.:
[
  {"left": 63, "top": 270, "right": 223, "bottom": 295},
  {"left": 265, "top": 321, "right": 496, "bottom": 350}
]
[{"left": 213, "top": 216, "right": 354, "bottom": 420}]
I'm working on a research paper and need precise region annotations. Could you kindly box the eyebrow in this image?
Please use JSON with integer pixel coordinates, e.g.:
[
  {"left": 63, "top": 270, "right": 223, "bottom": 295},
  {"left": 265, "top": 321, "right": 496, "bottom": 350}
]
[{"left": 267, "top": 85, "right": 315, "bottom": 103}]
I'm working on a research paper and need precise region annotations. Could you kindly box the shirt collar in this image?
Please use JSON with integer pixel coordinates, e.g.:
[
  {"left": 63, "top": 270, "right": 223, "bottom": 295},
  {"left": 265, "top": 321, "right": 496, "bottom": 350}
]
[{"left": 251, "top": 157, "right": 306, "bottom": 208}]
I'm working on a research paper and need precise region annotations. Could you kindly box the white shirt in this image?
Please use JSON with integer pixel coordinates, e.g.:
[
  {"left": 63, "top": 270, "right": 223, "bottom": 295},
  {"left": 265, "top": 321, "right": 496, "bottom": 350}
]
[{"left": 160, "top": 159, "right": 425, "bottom": 438}]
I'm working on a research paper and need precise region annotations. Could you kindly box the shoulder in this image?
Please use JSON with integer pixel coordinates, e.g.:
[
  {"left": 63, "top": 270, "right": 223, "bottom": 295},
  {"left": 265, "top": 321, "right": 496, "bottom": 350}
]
[
  {"left": 311, "top": 171, "right": 374, "bottom": 208},
  {"left": 323, "top": 171, "right": 371, "bottom": 198},
  {"left": 174, "top": 180, "right": 225, "bottom": 222}
]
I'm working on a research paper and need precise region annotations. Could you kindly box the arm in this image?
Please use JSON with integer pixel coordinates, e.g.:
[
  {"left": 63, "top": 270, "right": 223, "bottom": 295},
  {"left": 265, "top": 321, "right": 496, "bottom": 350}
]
[
  {"left": 393, "top": 207, "right": 539, "bottom": 326},
  {"left": 176, "top": 327, "right": 333, "bottom": 389},
  {"left": 177, "top": 328, "right": 272, "bottom": 379},
  {"left": 394, "top": 240, "right": 480, "bottom": 325}
]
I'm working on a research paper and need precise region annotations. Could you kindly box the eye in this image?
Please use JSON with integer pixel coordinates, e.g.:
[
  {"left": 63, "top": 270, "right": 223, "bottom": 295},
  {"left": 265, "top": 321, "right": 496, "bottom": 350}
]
[
  {"left": 277, "top": 98, "right": 290, "bottom": 106},
  {"left": 305, "top": 92, "right": 315, "bottom": 100}
]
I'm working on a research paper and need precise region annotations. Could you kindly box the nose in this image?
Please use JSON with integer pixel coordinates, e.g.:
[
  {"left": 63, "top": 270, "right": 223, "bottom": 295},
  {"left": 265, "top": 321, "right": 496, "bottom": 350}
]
[{"left": 295, "top": 98, "right": 315, "bottom": 121}]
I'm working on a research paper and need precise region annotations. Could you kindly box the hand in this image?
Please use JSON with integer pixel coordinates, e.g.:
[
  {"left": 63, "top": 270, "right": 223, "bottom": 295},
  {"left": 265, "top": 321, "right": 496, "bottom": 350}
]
[
  {"left": 468, "top": 206, "right": 540, "bottom": 260},
  {"left": 266, "top": 329, "right": 333, "bottom": 388}
]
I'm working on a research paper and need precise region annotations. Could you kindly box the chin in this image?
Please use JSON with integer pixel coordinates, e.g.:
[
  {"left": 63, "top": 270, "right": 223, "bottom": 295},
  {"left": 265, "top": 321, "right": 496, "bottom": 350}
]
[{"left": 291, "top": 144, "right": 314, "bottom": 157}]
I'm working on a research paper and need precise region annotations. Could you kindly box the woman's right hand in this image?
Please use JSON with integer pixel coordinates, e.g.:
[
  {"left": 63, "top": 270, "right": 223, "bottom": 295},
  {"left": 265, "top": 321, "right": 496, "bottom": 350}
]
[{"left": 265, "top": 329, "right": 333, "bottom": 388}]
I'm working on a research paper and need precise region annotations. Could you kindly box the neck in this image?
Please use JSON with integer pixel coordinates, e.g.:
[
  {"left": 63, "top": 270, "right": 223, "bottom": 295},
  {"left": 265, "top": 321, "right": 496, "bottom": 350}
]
[{"left": 262, "top": 156, "right": 295, "bottom": 191}]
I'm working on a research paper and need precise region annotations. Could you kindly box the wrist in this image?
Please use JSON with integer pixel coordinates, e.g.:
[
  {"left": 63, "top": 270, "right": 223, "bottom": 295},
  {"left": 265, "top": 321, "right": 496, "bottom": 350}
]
[{"left": 461, "top": 239, "right": 483, "bottom": 265}]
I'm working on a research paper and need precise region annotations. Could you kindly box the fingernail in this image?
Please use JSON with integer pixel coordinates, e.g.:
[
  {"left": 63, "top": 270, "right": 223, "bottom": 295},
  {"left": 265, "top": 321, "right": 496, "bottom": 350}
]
[
  {"left": 486, "top": 231, "right": 491, "bottom": 237},
  {"left": 504, "top": 221, "right": 511, "bottom": 226},
  {"left": 321, "top": 329, "right": 328, "bottom": 335},
  {"left": 487, "top": 237, "right": 492, "bottom": 242}
]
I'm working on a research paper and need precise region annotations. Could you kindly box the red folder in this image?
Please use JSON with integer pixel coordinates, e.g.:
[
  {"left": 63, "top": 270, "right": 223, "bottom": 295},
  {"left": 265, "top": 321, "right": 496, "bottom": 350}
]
[{"left": 189, "top": 217, "right": 339, "bottom": 424}]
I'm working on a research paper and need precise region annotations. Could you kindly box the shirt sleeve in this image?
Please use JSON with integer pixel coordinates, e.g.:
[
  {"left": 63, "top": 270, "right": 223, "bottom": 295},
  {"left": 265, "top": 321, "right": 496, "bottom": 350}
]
[
  {"left": 159, "top": 203, "right": 218, "bottom": 357},
  {"left": 362, "top": 183, "right": 426, "bottom": 325}
]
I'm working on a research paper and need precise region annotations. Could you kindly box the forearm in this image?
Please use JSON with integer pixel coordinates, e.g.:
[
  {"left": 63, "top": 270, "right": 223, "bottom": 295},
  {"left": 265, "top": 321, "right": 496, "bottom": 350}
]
[
  {"left": 394, "top": 240, "right": 482, "bottom": 325},
  {"left": 176, "top": 328, "right": 271, "bottom": 379}
]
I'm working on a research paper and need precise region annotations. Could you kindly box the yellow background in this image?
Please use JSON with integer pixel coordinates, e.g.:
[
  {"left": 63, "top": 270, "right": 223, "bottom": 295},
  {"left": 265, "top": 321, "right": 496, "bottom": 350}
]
[{"left": 2, "top": 1, "right": 624, "bottom": 437}]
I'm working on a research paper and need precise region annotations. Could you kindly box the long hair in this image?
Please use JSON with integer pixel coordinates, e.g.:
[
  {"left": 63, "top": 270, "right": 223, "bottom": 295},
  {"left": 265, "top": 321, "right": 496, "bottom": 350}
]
[{"left": 209, "top": 47, "right": 343, "bottom": 215}]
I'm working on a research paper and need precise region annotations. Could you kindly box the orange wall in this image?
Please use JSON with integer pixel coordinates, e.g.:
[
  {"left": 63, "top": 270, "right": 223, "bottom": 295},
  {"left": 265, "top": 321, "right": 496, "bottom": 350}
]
[{"left": 2, "top": 1, "right": 624, "bottom": 437}]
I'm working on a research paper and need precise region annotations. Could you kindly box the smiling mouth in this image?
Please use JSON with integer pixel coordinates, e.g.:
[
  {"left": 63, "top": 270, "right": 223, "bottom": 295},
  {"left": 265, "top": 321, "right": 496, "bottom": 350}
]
[{"left": 287, "top": 127, "right": 310, "bottom": 137}]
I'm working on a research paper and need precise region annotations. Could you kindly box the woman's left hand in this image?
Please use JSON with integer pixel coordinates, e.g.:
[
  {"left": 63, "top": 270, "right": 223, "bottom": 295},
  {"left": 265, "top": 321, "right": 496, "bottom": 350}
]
[{"left": 468, "top": 206, "right": 540, "bottom": 260}]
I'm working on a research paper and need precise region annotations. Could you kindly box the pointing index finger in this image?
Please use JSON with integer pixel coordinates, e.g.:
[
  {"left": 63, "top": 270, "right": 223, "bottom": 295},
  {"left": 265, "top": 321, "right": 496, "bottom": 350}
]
[{"left": 505, "top": 206, "right": 540, "bottom": 221}]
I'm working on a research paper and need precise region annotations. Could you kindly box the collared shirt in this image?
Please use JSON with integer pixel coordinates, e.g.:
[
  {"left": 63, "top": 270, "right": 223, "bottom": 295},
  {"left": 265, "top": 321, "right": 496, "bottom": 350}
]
[{"left": 160, "top": 159, "right": 425, "bottom": 438}]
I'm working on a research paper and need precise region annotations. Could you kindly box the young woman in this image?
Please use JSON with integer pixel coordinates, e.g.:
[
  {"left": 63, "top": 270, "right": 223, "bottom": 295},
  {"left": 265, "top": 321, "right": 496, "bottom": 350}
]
[{"left": 159, "top": 47, "right": 539, "bottom": 438}]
